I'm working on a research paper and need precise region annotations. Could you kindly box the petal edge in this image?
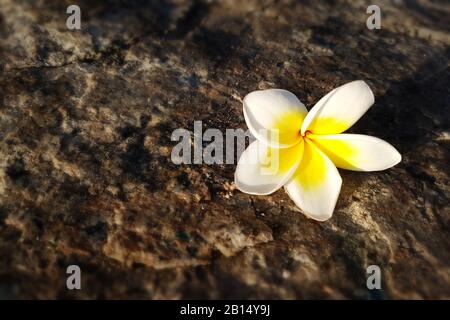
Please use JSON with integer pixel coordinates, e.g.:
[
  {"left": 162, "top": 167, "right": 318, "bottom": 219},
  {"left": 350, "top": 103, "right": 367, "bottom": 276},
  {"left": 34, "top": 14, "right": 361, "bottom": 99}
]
[
  {"left": 301, "top": 80, "right": 375, "bottom": 135},
  {"left": 235, "top": 140, "right": 304, "bottom": 195},
  {"left": 244, "top": 89, "right": 307, "bottom": 148},
  {"left": 310, "top": 133, "right": 401, "bottom": 171},
  {"left": 285, "top": 140, "right": 342, "bottom": 221}
]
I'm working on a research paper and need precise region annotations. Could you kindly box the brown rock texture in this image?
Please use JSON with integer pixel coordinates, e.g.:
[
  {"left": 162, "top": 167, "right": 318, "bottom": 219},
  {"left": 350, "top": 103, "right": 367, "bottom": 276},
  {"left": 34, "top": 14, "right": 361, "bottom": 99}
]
[{"left": 0, "top": 0, "right": 449, "bottom": 299}]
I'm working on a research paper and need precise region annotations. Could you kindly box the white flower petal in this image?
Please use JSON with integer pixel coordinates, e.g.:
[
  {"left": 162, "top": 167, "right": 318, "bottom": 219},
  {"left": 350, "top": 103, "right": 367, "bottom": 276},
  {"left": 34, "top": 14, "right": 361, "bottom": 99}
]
[
  {"left": 244, "top": 89, "right": 307, "bottom": 148},
  {"left": 301, "top": 80, "right": 375, "bottom": 135},
  {"left": 235, "top": 140, "right": 304, "bottom": 195},
  {"left": 285, "top": 140, "right": 342, "bottom": 221},
  {"left": 309, "top": 133, "right": 401, "bottom": 171}
]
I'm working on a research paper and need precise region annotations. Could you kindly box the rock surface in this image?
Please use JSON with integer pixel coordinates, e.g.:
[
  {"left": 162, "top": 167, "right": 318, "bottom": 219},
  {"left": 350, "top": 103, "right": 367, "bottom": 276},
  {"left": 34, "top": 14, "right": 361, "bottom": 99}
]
[{"left": 0, "top": 0, "right": 449, "bottom": 299}]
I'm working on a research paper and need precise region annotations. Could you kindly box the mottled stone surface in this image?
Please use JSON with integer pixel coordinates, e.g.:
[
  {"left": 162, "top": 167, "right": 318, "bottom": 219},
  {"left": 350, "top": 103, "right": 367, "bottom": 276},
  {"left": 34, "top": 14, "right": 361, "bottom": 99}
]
[{"left": 0, "top": 0, "right": 449, "bottom": 299}]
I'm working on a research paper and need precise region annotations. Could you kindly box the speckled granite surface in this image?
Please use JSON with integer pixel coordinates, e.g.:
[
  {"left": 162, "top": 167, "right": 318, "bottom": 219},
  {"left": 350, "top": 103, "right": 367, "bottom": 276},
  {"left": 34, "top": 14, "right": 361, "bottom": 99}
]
[{"left": 0, "top": 0, "right": 449, "bottom": 299}]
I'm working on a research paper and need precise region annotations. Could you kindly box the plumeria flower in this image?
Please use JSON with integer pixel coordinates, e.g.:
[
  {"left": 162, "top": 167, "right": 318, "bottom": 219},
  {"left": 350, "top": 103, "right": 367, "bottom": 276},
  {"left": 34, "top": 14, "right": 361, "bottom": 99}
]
[{"left": 235, "top": 80, "right": 401, "bottom": 221}]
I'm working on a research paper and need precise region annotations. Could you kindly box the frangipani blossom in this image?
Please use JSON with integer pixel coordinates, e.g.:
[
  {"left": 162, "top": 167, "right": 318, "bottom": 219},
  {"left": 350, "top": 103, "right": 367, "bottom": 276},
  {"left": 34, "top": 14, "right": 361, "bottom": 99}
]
[{"left": 235, "top": 80, "right": 401, "bottom": 221}]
